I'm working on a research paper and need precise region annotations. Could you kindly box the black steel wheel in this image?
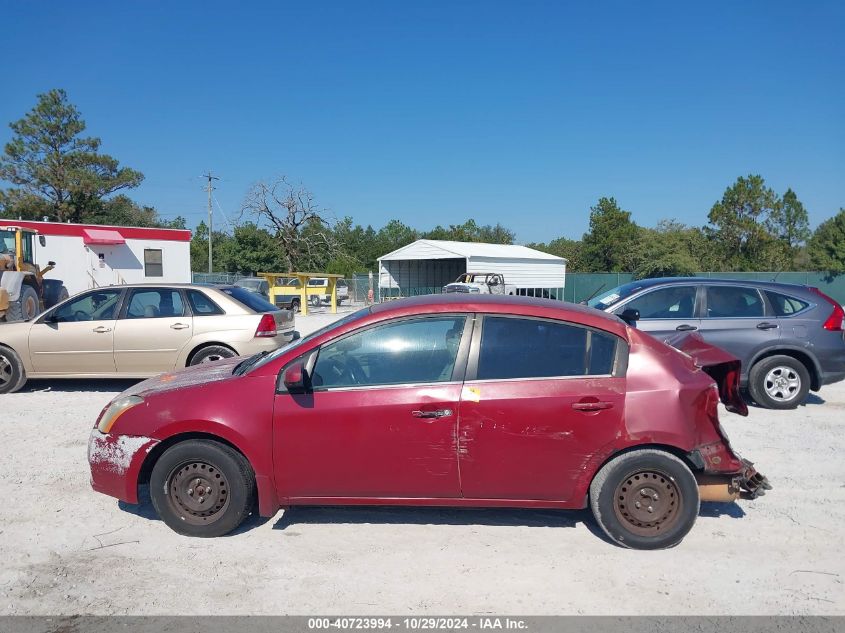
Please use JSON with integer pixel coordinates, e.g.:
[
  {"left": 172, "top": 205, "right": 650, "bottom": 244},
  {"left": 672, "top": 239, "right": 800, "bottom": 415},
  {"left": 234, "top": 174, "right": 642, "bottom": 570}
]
[
  {"left": 150, "top": 440, "right": 256, "bottom": 537},
  {"left": 590, "top": 449, "right": 699, "bottom": 550}
]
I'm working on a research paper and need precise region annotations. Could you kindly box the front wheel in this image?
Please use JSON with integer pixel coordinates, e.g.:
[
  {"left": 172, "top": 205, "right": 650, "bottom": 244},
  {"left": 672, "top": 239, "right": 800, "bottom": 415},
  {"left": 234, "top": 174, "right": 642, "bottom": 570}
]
[
  {"left": 748, "top": 355, "right": 810, "bottom": 409},
  {"left": 150, "top": 440, "right": 256, "bottom": 537},
  {"left": 590, "top": 449, "right": 699, "bottom": 550}
]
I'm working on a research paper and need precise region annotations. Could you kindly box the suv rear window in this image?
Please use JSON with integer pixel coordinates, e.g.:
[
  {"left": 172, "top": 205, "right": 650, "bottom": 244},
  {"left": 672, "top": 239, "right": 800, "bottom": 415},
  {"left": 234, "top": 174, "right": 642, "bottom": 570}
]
[
  {"left": 766, "top": 291, "right": 810, "bottom": 316},
  {"left": 221, "top": 287, "right": 280, "bottom": 313}
]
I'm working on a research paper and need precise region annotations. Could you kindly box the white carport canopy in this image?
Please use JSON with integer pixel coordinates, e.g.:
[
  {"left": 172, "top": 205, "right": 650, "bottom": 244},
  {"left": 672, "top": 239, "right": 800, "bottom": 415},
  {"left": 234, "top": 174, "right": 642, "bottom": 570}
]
[{"left": 377, "top": 239, "right": 567, "bottom": 292}]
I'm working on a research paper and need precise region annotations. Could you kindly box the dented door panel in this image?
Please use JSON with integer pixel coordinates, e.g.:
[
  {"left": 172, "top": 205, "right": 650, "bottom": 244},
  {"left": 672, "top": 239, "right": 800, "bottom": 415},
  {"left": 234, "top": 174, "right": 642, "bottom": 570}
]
[{"left": 457, "top": 377, "right": 626, "bottom": 501}]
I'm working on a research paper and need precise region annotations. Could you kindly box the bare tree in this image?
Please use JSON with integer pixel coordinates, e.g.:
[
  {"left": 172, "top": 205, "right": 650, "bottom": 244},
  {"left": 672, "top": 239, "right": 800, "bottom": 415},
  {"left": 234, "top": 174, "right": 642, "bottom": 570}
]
[{"left": 241, "top": 176, "right": 337, "bottom": 272}]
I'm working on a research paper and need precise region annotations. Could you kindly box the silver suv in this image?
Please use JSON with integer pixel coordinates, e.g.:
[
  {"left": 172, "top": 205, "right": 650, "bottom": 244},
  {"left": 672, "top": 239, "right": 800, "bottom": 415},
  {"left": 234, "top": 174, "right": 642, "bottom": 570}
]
[{"left": 588, "top": 278, "right": 845, "bottom": 409}]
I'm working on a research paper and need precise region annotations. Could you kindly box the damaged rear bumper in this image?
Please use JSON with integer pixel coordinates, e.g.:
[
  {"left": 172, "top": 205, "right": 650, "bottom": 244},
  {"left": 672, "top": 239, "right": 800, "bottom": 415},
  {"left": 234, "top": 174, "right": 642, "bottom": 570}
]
[{"left": 696, "top": 459, "right": 772, "bottom": 502}]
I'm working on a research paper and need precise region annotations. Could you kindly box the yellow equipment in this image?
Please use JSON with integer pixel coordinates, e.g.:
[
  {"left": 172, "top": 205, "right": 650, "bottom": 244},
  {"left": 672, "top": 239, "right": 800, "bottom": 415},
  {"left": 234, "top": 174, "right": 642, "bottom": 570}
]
[
  {"left": 259, "top": 272, "right": 345, "bottom": 316},
  {"left": 0, "top": 226, "right": 66, "bottom": 322}
]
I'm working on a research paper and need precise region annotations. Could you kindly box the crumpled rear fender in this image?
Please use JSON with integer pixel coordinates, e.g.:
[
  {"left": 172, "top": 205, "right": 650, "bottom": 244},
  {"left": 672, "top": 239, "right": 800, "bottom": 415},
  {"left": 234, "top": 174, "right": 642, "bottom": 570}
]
[{"left": 663, "top": 331, "right": 748, "bottom": 416}]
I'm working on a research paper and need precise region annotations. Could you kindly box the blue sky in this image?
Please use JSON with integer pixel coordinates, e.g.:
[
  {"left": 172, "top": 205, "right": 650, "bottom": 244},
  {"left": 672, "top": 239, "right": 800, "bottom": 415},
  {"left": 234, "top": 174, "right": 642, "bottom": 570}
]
[{"left": 2, "top": 1, "right": 843, "bottom": 243}]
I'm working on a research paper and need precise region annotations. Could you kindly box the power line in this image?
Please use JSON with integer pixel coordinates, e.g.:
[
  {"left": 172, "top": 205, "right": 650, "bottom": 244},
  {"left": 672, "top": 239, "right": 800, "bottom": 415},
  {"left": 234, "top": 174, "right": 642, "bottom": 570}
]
[{"left": 211, "top": 192, "right": 234, "bottom": 230}]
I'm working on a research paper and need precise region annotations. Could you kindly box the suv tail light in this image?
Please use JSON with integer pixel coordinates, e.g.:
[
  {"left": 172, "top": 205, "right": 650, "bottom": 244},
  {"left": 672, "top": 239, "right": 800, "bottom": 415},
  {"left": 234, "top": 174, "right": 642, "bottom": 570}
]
[
  {"left": 809, "top": 287, "right": 844, "bottom": 332},
  {"left": 254, "top": 313, "right": 278, "bottom": 337}
]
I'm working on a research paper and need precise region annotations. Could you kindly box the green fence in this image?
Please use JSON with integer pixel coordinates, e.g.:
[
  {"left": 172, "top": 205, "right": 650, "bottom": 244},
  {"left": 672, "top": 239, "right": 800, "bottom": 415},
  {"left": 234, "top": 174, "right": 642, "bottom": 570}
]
[{"left": 194, "top": 271, "right": 845, "bottom": 305}]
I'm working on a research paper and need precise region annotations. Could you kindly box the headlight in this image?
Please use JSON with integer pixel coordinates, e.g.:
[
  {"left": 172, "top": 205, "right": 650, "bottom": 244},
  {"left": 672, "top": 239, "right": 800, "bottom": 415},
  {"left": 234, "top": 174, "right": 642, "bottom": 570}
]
[{"left": 97, "top": 396, "right": 144, "bottom": 434}]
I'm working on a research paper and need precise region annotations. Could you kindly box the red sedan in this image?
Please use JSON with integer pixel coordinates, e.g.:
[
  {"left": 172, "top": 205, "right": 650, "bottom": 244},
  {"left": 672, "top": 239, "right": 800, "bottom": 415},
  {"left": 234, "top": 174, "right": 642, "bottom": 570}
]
[{"left": 88, "top": 295, "right": 768, "bottom": 549}]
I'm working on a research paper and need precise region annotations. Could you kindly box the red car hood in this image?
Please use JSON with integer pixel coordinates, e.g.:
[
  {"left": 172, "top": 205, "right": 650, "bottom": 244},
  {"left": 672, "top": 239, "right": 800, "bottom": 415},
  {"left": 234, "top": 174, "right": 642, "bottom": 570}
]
[
  {"left": 119, "top": 357, "right": 244, "bottom": 399},
  {"left": 663, "top": 332, "right": 749, "bottom": 416}
]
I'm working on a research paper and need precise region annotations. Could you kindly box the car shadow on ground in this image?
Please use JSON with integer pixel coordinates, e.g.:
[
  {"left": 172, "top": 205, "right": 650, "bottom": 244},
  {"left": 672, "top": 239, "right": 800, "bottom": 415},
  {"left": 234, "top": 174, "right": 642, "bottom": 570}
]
[
  {"left": 119, "top": 485, "right": 275, "bottom": 535},
  {"left": 699, "top": 501, "right": 746, "bottom": 518},
  {"left": 22, "top": 378, "right": 141, "bottom": 393},
  {"left": 744, "top": 392, "right": 826, "bottom": 408},
  {"left": 118, "top": 488, "right": 748, "bottom": 542}
]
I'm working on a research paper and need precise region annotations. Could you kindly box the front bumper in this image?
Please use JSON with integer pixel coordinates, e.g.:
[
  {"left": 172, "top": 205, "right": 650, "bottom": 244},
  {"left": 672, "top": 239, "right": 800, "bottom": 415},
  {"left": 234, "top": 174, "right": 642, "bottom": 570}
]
[{"left": 88, "top": 430, "right": 160, "bottom": 504}]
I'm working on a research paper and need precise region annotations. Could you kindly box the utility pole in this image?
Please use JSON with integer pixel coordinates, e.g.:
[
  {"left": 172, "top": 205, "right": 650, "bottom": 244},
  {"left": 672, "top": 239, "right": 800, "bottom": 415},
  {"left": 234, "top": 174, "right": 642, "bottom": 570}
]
[{"left": 202, "top": 172, "right": 219, "bottom": 273}]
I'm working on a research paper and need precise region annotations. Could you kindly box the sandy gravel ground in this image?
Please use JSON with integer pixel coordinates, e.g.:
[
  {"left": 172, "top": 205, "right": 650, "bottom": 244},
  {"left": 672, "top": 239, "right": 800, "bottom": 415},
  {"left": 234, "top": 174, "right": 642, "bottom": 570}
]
[{"left": 1, "top": 306, "right": 843, "bottom": 615}]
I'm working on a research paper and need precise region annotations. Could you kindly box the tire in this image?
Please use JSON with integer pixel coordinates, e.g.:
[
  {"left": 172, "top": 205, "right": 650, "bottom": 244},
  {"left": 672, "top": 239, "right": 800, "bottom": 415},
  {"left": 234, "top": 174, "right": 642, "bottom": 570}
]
[
  {"left": 188, "top": 345, "right": 236, "bottom": 366},
  {"left": 290, "top": 299, "right": 300, "bottom": 313},
  {"left": 309, "top": 295, "right": 321, "bottom": 308},
  {"left": 748, "top": 355, "right": 810, "bottom": 410},
  {"left": 0, "top": 345, "right": 27, "bottom": 394},
  {"left": 52, "top": 286, "right": 69, "bottom": 308},
  {"left": 150, "top": 440, "right": 256, "bottom": 537},
  {"left": 589, "top": 449, "right": 700, "bottom": 550},
  {"left": 6, "top": 285, "right": 40, "bottom": 322}
]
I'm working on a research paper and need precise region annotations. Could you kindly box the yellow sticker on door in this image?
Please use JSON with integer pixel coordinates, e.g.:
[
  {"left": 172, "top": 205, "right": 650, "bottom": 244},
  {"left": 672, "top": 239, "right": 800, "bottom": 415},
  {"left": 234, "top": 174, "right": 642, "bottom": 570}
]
[{"left": 462, "top": 386, "right": 481, "bottom": 402}]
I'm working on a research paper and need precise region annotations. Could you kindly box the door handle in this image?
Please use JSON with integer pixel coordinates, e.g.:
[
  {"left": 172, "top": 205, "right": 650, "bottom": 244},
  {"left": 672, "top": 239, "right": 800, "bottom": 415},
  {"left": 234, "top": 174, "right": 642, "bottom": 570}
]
[
  {"left": 675, "top": 324, "right": 697, "bottom": 331},
  {"left": 92, "top": 326, "right": 112, "bottom": 333},
  {"left": 411, "top": 409, "right": 453, "bottom": 419},
  {"left": 572, "top": 401, "right": 614, "bottom": 412},
  {"left": 170, "top": 323, "right": 190, "bottom": 330},
  {"left": 756, "top": 322, "right": 778, "bottom": 330}
]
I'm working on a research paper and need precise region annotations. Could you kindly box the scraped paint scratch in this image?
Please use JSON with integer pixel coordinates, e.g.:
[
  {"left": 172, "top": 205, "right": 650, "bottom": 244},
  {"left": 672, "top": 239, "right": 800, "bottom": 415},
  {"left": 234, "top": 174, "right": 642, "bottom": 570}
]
[{"left": 88, "top": 432, "right": 154, "bottom": 475}]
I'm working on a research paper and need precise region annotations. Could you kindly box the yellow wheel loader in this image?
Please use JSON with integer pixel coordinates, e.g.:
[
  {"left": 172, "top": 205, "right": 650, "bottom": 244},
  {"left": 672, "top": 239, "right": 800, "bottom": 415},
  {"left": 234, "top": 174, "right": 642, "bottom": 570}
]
[{"left": 0, "top": 227, "right": 68, "bottom": 322}]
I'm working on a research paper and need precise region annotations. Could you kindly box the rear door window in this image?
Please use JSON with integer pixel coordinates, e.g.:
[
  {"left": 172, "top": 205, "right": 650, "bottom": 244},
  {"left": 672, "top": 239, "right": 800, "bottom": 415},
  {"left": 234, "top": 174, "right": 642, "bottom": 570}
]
[
  {"left": 476, "top": 316, "right": 619, "bottom": 380},
  {"left": 125, "top": 289, "right": 186, "bottom": 319},
  {"left": 705, "top": 286, "right": 765, "bottom": 318}
]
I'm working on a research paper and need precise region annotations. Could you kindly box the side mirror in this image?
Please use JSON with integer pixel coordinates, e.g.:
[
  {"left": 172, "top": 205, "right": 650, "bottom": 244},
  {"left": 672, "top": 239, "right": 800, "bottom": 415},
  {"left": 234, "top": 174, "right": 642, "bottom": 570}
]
[
  {"left": 282, "top": 361, "right": 309, "bottom": 393},
  {"left": 39, "top": 236, "right": 46, "bottom": 247},
  {"left": 618, "top": 308, "right": 640, "bottom": 326}
]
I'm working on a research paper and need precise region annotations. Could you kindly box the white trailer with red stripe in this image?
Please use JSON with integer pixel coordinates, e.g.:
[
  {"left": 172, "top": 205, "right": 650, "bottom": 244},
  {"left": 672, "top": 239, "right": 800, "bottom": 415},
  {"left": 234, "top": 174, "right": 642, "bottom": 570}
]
[{"left": 0, "top": 220, "right": 192, "bottom": 299}]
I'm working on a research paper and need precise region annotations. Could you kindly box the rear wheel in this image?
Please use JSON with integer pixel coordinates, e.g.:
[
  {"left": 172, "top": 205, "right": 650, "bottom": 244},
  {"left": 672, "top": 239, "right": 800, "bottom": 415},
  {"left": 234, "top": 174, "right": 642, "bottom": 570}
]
[
  {"left": 309, "top": 295, "right": 321, "bottom": 308},
  {"left": 188, "top": 345, "right": 236, "bottom": 366},
  {"left": 290, "top": 299, "right": 300, "bottom": 313},
  {"left": 748, "top": 355, "right": 810, "bottom": 409},
  {"left": 150, "top": 440, "right": 256, "bottom": 537},
  {"left": 0, "top": 346, "right": 27, "bottom": 394},
  {"left": 590, "top": 449, "right": 699, "bottom": 550}
]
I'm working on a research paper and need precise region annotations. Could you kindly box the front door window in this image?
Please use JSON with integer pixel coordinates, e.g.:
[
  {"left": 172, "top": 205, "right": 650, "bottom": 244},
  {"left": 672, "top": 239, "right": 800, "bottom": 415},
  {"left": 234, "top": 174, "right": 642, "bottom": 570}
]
[{"left": 311, "top": 316, "right": 467, "bottom": 388}]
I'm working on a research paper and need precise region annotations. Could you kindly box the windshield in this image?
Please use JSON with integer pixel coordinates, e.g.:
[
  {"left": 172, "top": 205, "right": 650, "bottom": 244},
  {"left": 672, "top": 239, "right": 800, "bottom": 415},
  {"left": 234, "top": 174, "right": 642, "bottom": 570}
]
[
  {"left": 586, "top": 282, "right": 647, "bottom": 310},
  {"left": 221, "top": 286, "right": 279, "bottom": 312},
  {"left": 244, "top": 307, "right": 371, "bottom": 374},
  {"left": 235, "top": 279, "right": 262, "bottom": 290}
]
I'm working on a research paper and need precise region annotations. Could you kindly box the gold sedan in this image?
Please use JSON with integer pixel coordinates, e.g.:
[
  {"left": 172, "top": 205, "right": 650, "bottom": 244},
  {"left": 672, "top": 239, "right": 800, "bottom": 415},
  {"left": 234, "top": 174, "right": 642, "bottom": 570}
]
[{"left": 0, "top": 284, "right": 295, "bottom": 393}]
